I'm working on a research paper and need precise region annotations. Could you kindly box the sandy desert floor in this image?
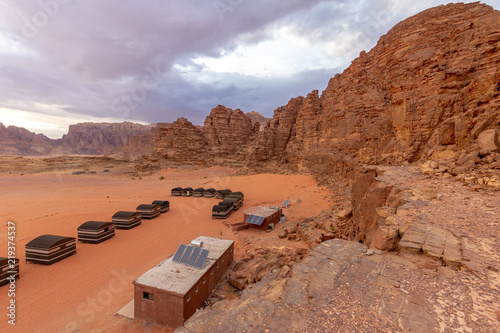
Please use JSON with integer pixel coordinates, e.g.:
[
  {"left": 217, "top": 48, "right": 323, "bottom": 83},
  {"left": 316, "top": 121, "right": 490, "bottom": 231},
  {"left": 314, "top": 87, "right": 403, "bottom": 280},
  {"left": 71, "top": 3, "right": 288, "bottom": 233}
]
[{"left": 0, "top": 164, "right": 331, "bottom": 332}]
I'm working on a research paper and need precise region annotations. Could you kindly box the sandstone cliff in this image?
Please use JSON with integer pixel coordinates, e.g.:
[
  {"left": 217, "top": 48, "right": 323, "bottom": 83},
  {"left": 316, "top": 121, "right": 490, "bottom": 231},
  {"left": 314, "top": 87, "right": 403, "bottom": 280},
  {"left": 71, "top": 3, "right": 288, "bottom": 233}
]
[
  {"left": 135, "top": 118, "right": 210, "bottom": 171},
  {"left": 61, "top": 122, "right": 153, "bottom": 155},
  {"left": 145, "top": 3, "right": 499, "bottom": 179},
  {"left": 248, "top": 2, "right": 500, "bottom": 177},
  {"left": 204, "top": 105, "right": 257, "bottom": 166}
]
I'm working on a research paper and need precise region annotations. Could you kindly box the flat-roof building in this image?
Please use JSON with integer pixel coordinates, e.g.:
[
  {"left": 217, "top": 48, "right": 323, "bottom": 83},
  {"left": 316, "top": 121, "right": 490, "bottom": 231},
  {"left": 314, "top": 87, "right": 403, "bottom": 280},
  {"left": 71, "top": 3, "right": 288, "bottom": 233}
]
[
  {"left": 244, "top": 206, "right": 283, "bottom": 231},
  {"left": 133, "top": 236, "right": 234, "bottom": 328}
]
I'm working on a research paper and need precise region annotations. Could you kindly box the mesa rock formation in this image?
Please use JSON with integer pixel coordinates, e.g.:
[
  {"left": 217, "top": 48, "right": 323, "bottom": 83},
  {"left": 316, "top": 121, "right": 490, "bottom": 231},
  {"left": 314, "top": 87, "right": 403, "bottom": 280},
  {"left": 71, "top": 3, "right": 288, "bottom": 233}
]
[
  {"left": 0, "top": 121, "right": 153, "bottom": 156},
  {"left": 0, "top": 122, "right": 60, "bottom": 156},
  {"left": 62, "top": 122, "right": 152, "bottom": 155}
]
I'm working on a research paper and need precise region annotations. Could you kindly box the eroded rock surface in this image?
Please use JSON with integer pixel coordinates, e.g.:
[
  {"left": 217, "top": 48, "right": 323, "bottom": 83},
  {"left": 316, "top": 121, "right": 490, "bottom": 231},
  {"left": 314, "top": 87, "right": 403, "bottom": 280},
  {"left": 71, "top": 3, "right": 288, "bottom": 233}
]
[{"left": 177, "top": 239, "right": 499, "bottom": 332}]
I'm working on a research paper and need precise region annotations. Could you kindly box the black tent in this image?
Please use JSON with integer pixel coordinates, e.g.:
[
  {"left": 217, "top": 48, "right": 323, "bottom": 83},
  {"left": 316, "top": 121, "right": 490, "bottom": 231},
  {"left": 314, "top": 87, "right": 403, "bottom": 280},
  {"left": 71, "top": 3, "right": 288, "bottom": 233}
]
[
  {"left": 77, "top": 221, "right": 115, "bottom": 244},
  {"left": 204, "top": 188, "right": 216, "bottom": 198},
  {"left": 0, "top": 257, "right": 19, "bottom": 286},
  {"left": 182, "top": 187, "right": 193, "bottom": 197},
  {"left": 193, "top": 188, "right": 205, "bottom": 197},
  {"left": 171, "top": 187, "right": 183, "bottom": 196},
  {"left": 152, "top": 200, "right": 170, "bottom": 213},
  {"left": 216, "top": 189, "right": 232, "bottom": 199},
  {"left": 25, "top": 235, "right": 76, "bottom": 265},
  {"left": 136, "top": 204, "right": 161, "bottom": 219},
  {"left": 212, "top": 201, "right": 234, "bottom": 219},
  {"left": 112, "top": 211, "right": 142, "bottom": 229}
]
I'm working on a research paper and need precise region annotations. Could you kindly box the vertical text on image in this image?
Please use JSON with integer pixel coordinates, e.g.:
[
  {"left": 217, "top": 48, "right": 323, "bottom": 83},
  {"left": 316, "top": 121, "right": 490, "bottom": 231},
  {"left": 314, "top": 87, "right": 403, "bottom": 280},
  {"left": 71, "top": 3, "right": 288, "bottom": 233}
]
[{"left": 6, "top": 221, "right": 17, "bottom": 326}]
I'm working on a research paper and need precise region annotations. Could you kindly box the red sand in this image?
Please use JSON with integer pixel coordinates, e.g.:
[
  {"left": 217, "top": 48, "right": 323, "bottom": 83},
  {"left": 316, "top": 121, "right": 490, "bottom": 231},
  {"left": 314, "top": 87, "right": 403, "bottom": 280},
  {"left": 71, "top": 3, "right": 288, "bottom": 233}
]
[{"left": 0, "top": 167, "right": 331, "bottom": 332}]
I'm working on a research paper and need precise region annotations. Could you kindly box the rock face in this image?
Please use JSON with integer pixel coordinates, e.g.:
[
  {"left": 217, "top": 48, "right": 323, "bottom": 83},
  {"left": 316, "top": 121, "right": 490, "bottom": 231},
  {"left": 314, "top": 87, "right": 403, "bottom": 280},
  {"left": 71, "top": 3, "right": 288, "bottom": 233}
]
[
  {"left": 62, "top": 122, "right": 152, "bottom": 155},
  {"left": 106, "top": 124, "right": 168, "bottom": 161},
  {"left": 149, "top": 118, "right": 210, "bottom": 166},
  {"left": 247, "top": 96, "right": 304, "bottom": 166},
  {"left": 141, "top": 106, "right": 262, "bottom": 170},
  {"left": 145, "top": 3, "right": 499, "bottom": 177},
  {"left": 204, "top": 105, "right": 256, "bottom": 165},
  {"left": 246, "top": 3, "right": 500, "bottom": 174},
  {"left": 0, "top": 123, "right": 60, "bottom": 156},
  {"left": 178, "top": 238, "right": 500, "bottom": 333}
]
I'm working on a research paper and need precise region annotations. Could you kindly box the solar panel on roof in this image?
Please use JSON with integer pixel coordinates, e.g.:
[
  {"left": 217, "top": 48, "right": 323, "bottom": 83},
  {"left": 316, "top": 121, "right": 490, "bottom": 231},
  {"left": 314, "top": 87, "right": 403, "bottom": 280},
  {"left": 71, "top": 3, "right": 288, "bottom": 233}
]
[
  {"left": 194, "top": 249, "right": 209, "bottom": 269},
  {"left": 180, "top": 246, "right": 194, "bottom": 264},
  {"left": 255, "top": 216, "right": 265, "bottom": 225},
  {"left": 187, "top": 247, "right": 201, "bottom": 266},
  {"left": 173, "top": 244, "right": 187, "bottom": 263},
  {"left": 246, "top": 215, "right": 256, "bottom": 223}
]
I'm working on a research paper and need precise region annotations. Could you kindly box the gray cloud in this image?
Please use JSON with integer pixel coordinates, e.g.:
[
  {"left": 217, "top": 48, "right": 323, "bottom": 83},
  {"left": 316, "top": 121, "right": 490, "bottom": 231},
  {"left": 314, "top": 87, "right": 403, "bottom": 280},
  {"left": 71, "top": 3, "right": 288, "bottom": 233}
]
[{"left": 0, "top": 0, "right": 497, "bottom": 137}]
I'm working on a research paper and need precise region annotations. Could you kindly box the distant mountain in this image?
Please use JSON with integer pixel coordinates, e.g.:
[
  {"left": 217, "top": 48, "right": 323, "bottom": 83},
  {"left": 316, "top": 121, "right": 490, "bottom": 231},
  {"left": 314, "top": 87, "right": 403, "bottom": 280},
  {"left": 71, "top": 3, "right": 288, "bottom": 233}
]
[
  {"left": 0, "top": 123, "right": 60, "bottom": 156},
  {"left": 0, "top": 122, "right": 152, "bottom": 156},
  {"left": 245, "top": 111, "right": 271, "bottom": 129},
  {"left": 61, "top": 122, "right": 153, "bottom": 155}
]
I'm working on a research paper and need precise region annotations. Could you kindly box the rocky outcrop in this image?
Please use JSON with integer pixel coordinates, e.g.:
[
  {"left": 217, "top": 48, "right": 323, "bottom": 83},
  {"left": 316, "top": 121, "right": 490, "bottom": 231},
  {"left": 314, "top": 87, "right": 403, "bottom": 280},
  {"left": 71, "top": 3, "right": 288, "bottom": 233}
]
[
  {"left": 145, "top": 118, "right": 209, "bottom": 168},
  {"left": 204, "top": 106, "right": 256, "bottom": 166},
  {"left": 247, "top": 96, "right": 304, "bottom": 166},
  {"left": 0, "top": 121, "right": 154, "bottom": 157},
  {"left": 61, "top": 122, "right": 152, "bottom": 155},
  {"left": 245, "top": 3, "right": 499, "bottom": 175},
  {"left": 178, "top": 239, "right": 500, "bottom": 332},
  {"left": 106, "top": 124, "right": 170, "bottom": 161},
  {"left": 144, "top": 3, "right": 499, "bottom": 179},
  {"left": 0, "top": 123, "right": 60, "bottom": 156}
]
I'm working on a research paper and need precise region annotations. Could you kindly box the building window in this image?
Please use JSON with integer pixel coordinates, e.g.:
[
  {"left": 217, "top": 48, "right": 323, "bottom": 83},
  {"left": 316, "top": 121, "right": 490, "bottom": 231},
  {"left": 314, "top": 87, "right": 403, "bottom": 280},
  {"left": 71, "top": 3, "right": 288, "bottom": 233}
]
[
  {"left": 222, "top": 258, "right": 224, "bottom": 263},
  {"left": 195, "top": 286, "right": 198, "bottom": 293},
  {"left": 203, "top": 278, "right": 206, "bottom": 284},
  {"left": 143, "top": 292, "right": 154, "bottom": 301},
  {"left": 217, "top": 263, "right": 219, "bottom": 269},
  {"left": 211, "top": 269, "right": 213, "bottom": 275},
  {"left": 187, "top": 295, "right": 190, "bottom": 302}
]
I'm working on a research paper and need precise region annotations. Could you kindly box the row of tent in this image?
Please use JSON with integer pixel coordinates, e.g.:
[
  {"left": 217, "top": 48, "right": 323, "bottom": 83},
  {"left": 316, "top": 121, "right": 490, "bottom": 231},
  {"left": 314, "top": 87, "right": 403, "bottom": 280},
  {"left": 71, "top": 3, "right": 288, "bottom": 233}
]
[
  {"left": 171, "top": 187, "right": 233, "bottom": 199},
  {"left": 171, "top": 187, "right": 244, "bottom": 219},
  {"left": 1, "top": 201, "right": 171, "bottom": 276}
]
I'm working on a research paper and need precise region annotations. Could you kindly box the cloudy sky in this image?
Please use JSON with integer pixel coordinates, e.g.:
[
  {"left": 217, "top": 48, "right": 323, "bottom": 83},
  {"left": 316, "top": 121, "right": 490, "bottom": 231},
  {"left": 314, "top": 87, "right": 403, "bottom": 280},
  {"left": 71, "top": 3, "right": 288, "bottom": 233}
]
[{"left": 0, "top": 0, "right": 497, "bottom": 138}]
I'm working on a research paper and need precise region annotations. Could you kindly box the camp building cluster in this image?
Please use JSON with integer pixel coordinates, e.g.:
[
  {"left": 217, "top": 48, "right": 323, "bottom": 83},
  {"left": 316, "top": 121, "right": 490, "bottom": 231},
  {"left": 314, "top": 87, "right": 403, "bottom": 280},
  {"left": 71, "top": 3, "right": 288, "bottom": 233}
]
[{"left": 1, "top": 186, "right": 290, "bottom": 329}]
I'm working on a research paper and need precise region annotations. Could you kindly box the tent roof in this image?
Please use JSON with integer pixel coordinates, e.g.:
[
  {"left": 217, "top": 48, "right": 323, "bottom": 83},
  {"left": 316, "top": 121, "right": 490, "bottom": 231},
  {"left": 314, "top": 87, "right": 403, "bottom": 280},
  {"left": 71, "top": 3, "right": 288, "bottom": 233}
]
[
  {"left": 77, "top": 221, "right": 113, "bottom": 231},
  {"left": 136, "top": 204, "right": 160, "bottom": 210},
  {"left": 113, "top": 211, "right": 141, "bottom": 219},
  {"left": 26, "top": 235, "right": 75, "bottom": 249},
  {"left": 152, "top": 200, "right": 169, "bottom": 206}
]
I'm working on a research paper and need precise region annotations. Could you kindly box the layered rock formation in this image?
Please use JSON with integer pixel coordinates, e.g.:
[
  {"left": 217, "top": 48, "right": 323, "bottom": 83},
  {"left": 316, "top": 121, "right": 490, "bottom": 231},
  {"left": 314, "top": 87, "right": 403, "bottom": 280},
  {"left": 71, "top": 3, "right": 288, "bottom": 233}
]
[
  {"left": 143, "top": 107, "right": 267, "bottom": 169},
  {"left": 204, "top": 105, "right": 255, "bottom": 165},
  {"left": 138, "top": 118, "right": 210, "bottom": 170},
  {"left": 144, "top": 3, "right": 499, "bottom": 180},
  {"left": 0, "top": 123, "right": 60, "bottom": 156},
  {"left": 0, "top": 121, "right": 154, "bottom": 156},
  {"left": 248, "top": 2, "right": 500, "bottom": 176},
  {"left": 62, "top": 122, "right": 152, "bottom": 155},
  {"left": 106, "top": 124, "right": 170, "bottom": 161}
]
